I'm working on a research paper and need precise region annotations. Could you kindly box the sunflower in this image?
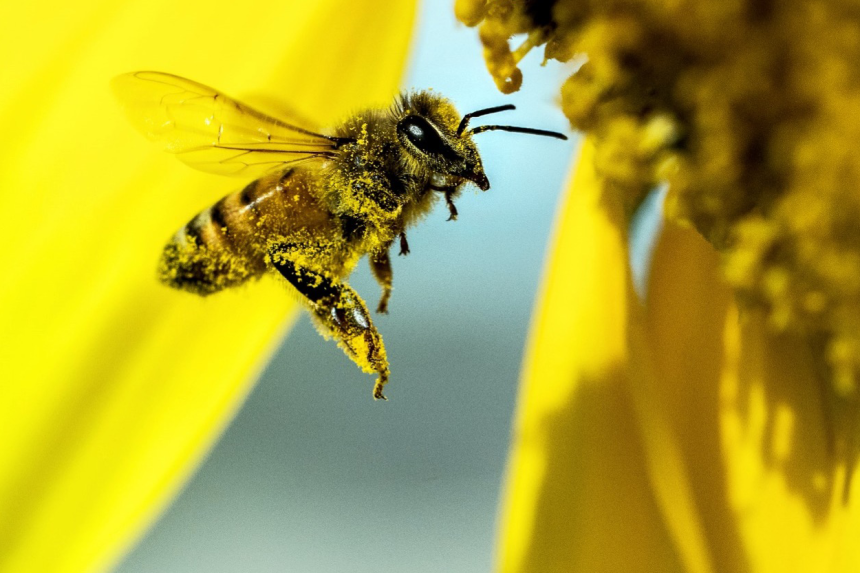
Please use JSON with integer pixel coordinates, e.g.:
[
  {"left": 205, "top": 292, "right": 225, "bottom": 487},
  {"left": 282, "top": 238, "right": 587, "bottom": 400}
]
[{"left": 457, "top": 0, "right": 860, "bottom": 571}]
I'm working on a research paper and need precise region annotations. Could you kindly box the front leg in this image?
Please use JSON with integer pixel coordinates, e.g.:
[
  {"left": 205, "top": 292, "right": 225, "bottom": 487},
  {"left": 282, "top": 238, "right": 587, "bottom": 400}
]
[
  {"left": 369, "top": 248, "right": 393, "bottom": 314},
  {"left": 430, "top": 183, "right": 459, "bottom": 221},
  {"left": 398, "top": 232, "right": 410, "bottom": 256},
  {"left": 269, "top": 244, "right": 390, "bottom": 400}
]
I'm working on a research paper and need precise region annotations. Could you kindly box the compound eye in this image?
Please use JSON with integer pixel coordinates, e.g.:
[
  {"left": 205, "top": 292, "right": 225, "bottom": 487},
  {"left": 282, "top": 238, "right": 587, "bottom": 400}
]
[{"left": 397, "top": 115, "right": 450, "bottom": 157}]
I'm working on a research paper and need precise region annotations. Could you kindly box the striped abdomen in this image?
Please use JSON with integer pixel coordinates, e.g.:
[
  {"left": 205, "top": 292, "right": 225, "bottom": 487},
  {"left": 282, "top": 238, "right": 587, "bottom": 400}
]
[{"left": 158, "top": 169, "right": 307, "bottom": 296}]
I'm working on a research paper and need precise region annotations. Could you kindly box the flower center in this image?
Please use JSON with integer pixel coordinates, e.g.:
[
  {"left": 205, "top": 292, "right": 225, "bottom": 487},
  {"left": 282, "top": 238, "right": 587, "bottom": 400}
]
[{"left": 458, "top": 0, "right": 860, "bottom": 395}]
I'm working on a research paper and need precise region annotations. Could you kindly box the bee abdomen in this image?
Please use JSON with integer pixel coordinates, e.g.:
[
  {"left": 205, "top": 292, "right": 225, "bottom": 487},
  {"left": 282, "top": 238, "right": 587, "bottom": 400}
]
[{"left": 158, "top": 190, "right": 264, "bottom": 296}]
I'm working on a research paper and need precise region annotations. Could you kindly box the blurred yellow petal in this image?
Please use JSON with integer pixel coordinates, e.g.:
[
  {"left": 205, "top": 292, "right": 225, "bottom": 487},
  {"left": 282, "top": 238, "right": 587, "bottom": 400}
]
[
  {"left": 0, "top": 2, "right": 415, "bottom": 572},
  {"left": 645, "top": 221, "right": 745, "bottom": 571},
  {"left": 721, "top": 306, "right": 860, "bottom": 572},
  {"left": 647, "top": 221, "right": 860, "bottom": 572},
  {"left": 500, "top": 147, "right": 860, "bottom": 573},
  {"left": 498, "top": 140, "right": 689, "bottom": 572}
]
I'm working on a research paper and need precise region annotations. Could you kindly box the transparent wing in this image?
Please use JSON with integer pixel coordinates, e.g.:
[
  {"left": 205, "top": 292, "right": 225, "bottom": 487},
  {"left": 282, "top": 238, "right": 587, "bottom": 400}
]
[{"left": 112, "top": 71, "right": 343, "bottom": 177}]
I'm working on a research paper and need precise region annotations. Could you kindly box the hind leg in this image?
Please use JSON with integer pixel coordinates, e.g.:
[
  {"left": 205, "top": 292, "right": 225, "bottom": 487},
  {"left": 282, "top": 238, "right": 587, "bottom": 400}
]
[
  {"left": 369, "top": 248, "right": 393, "bottom": 314},
  {"left": 269, "top": 244, "right": 390, "bottom": 400}
]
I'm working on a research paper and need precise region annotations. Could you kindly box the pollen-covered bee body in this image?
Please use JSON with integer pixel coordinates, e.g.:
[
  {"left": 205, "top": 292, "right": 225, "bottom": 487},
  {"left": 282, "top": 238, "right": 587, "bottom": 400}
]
[
  {"left": 113, "top": 71, "right": 566, "bottom": 400},
  {"left": 158, "top": 167, "right": 337, "bottom": 295}
]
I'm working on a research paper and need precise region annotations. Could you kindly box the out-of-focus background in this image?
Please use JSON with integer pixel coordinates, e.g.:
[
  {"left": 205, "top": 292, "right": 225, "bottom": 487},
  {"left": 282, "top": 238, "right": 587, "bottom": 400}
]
[{"left": 117, "top": 2, "right": 577, "bottom": 571}]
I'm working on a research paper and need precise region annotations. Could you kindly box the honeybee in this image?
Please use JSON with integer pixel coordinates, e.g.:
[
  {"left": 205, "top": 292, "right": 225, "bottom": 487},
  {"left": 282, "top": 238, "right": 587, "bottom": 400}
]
[{"left": 113, "top": 71, "right": 567, "bottom": 400}]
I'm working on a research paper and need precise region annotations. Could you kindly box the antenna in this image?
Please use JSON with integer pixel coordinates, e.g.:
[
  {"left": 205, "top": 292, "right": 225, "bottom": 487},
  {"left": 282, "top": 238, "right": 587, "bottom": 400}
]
[
  {"left": 469, "top": 124, "right": 568, "bottom": 140},
  {"left": 457, "top": 104, "right": 516, "bottom": 136}
]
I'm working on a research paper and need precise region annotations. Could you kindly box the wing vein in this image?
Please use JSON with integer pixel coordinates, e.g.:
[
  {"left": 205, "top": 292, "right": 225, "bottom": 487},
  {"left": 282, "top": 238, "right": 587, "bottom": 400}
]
[{"left": 113, "top": 71, "right": 347, "bottom": 177}]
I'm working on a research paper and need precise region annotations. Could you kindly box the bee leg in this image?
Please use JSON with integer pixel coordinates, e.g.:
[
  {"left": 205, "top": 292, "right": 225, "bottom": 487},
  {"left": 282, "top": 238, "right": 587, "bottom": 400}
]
[
  {"left": 430, "top": 184, "right": 459, "bottom": 221},
  {"left": 269, "top": 246, "right": 390, "bottom": 400},
  {"left": 398, "top": 232, "right": 410, "bottom": 256},
  {"left": 369, "top": 249, "right": 393, "bottom": 314},
  {"left": 444, "top": 190, "right": 458, "bottom": 221}
]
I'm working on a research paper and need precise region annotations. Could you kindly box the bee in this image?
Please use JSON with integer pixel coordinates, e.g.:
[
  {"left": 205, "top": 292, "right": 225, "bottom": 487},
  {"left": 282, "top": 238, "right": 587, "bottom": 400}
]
[{"left": 113, "top": 71, "right": 567, "bottom": 400}]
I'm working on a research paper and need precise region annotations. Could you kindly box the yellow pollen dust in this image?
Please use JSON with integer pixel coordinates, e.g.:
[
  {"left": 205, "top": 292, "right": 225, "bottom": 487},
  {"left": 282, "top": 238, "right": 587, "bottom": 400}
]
[{"left": 459, "top": 0, "right": 860, "bottom": 395}]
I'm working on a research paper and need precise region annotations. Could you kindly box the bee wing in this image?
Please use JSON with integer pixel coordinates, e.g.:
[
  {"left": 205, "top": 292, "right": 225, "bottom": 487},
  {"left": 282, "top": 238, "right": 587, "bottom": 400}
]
[{"left": 112, "top": 71, "right": 341, "bottom": 177}]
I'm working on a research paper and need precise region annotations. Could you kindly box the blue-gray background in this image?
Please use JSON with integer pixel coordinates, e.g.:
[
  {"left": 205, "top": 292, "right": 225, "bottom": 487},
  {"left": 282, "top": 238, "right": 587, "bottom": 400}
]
[{"left": 117, "top": 2, "right": 579, "bottom": 571}]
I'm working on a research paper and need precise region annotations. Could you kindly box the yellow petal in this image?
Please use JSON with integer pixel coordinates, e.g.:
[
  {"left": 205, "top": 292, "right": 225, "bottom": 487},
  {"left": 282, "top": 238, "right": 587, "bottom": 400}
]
[
  {"left": 721, "top": 306, "right": 860, "bottom": 572},
  {"left": 497, "top": 140, "right": 687, "bottom": 572},
  {"left": 644, "top": 221, "right": 741, "bottom": 571},
  {"left": 646, "top": 220, "right": 860, "bottom": 572},
  {"left": 0, "top": 2, "right": 415, "bottom": 572}
]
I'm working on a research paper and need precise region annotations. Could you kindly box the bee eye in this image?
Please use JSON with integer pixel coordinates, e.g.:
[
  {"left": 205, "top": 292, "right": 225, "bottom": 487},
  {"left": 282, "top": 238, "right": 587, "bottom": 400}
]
[{"left": 397, "top": 116, "right": 451, "bottom": 157}]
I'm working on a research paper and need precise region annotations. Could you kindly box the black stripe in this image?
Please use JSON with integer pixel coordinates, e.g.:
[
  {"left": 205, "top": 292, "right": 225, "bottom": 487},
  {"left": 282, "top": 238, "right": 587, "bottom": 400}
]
[
  {"left": 184, "top": 220, "right": 203, "bottom": 247},
  {"left": 239, "top": 181, "right": 257, "bottom": 209},
  {"left": 278, "top": 168, "right": 295, "bottom": 186},
  {"left": 209, "top": 198, "right": 234, "bottom": 248},
  {"left": 270, "top": 250, "right": 339, "bottom": 303},
  {"left": 210, "top": 198, "right": 229, "bottom": 230}
]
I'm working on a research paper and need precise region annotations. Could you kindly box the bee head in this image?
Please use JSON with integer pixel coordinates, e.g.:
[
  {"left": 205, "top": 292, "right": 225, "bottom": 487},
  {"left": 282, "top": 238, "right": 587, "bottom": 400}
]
[
  {"left": 395, "top": 92, "right": 568, "bottom": 192},
  {"left": 395, "top": 91, "right": 489, "bottom": 190}
]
